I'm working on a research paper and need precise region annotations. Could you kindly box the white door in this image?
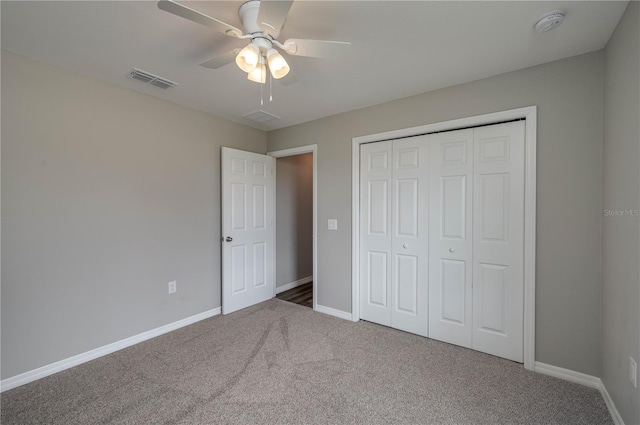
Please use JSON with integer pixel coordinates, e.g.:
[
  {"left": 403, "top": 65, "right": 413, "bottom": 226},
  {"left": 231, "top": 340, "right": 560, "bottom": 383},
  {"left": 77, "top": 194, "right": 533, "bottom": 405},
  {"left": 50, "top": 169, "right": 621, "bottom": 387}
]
[
  {"left": 221, "top": 147, "right": 275, "bottom": 314},
  {"left": 360, "top": 137, "right": 429, "bottom": 336},
  {"left": 428, "top": 129, "right": 474, "bottom": 348},
  {"left": 472, "top": 121, "right": 525, "bottom": 362}
]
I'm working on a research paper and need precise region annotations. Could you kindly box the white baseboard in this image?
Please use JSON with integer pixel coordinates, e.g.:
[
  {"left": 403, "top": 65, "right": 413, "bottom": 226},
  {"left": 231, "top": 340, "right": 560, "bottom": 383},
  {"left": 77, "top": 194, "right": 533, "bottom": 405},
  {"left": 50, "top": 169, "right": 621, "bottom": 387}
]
[
  {"left": 0, "top": 307, "right": 221, "bottom": 393},
  {"left": 534, "top": 361, "right": 624, "bottom": 424},
  {"left": 534, "top": 361, "right": 601, "bottom": 388},
  {"left": 275, "top": 276, "right": 312, "bottom": 294},
  {"left": 599, "top": 379, "right": 625, "bottom": 425},
  {"left": 315, "top": 304, "right": 353, "bottom": 321}
]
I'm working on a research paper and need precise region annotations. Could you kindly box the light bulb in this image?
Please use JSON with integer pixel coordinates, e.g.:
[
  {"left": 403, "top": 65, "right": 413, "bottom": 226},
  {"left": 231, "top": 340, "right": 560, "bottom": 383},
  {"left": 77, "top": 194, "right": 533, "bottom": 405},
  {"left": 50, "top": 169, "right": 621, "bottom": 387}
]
[
  {"left": 266, "top": 49, "right": 290, "bottom": 79},
  {"left": 247, "top": 56, "right": 266, "bottom": 84},
  {"left": 236, "top": 43, "right": 260, "bottom": 73}
]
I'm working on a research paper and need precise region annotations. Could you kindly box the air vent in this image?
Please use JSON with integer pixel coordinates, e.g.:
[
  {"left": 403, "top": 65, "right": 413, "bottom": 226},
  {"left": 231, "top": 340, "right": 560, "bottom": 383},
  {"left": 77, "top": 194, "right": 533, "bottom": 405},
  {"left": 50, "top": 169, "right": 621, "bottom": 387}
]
[
  {"left": 129, "top": 68, "right": 178, "bottom": 89},
  {"left": 242, "top": 110, "right": 280, "bottom": 123}
]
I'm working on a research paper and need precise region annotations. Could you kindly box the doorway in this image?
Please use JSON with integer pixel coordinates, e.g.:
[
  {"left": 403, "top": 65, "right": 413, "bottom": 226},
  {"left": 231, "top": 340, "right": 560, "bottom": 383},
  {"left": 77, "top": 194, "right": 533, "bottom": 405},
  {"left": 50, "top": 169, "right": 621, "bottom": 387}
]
[{"left": 269, "top": 145, "right": 317, "bottom": 310}]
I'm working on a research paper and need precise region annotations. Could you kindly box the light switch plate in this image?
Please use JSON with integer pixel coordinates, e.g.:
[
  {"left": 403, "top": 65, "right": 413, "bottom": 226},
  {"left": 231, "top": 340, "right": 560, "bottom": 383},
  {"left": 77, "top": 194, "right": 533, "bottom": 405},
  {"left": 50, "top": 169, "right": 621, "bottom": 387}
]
[{"left": 328, "top": 219, "right": 338, "bottom": 230}]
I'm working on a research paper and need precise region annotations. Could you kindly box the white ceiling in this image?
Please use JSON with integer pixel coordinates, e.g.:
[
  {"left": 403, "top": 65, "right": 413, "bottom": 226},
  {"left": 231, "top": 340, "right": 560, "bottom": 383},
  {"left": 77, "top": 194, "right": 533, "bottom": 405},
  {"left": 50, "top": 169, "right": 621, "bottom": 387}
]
[{"left": 1, "top": 1, "right": 628, "bottom": 131}]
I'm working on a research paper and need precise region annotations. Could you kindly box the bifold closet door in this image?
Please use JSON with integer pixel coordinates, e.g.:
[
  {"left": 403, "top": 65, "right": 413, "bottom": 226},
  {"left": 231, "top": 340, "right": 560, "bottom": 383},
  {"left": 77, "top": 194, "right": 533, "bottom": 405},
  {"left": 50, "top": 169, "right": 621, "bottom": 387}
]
[
  {"left": 360, "top": 121, "right": 525, "bottom": 362},
  {"left": 472, "top": 121, "right": 525, "bottom": 362},
  {"left": 428, "top": 129, "right": 474, "bottom": 348},
  {"left": 428, "top": 121, "right": 525, "bottom": 362},
  {"left": 360, "top": 137, "right": 429, "bottom": 336}
]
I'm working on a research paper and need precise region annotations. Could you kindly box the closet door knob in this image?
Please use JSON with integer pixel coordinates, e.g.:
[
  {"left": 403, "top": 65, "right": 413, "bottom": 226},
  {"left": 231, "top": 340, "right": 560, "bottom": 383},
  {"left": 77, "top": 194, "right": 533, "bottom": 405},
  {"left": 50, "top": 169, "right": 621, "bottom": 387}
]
[
  {"left": 449, "top": 248, "right": 455, "bottom": 253},
  {"left": 403, "top": 244, "right": 408, "bottom": 249},
  {"left": 225, "top": 236, "right": 233, "bottom": 242}
]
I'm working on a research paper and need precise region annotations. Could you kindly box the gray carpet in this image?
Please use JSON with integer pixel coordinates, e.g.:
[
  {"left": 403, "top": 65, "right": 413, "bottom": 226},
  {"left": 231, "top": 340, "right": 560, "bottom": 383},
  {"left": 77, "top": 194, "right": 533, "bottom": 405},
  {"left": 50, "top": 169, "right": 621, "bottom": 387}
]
[{"left": 1, "top": 299, "right": 612, "bottom": 424}]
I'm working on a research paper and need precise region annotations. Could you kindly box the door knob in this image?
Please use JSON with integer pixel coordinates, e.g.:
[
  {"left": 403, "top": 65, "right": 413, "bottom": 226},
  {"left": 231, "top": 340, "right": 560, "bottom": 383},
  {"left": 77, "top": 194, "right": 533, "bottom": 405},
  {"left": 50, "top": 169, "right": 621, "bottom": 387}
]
[
  {"left": 449, "top": 248, "right": 455, "bottom": 253},
  {"left": 225, "top": 236, "right": 233, "bottom": 242},
  {"left": 403, "top": 244, "right": 408, "bottom": 249}
]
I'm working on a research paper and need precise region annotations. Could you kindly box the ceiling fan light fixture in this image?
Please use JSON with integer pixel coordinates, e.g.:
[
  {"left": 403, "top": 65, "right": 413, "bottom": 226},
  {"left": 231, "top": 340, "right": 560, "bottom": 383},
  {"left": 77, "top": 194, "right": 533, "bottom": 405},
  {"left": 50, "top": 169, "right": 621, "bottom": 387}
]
[
  {"left": 266, "top": 48, "right": 290, "bottom": 79},
  {"left": 158, "top": 0, "right": 352, "bottom": 87},
  {"left": 247, "top": 56, "right": 267, "bottom": 84},
  {"left": 236, "top": 42, "right": 260, "bottom": 73}
]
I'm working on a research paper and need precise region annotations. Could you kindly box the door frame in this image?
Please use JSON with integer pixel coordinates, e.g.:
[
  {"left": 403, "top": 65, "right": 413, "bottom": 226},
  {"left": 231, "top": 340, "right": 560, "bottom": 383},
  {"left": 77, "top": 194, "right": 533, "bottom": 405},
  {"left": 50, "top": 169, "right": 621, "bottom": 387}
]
[
  {"left": 268, "top": 145, "right": 318, "bottom": 311},
  {"left": 351, "top": 106, "right": 537, "bottom": 371}
]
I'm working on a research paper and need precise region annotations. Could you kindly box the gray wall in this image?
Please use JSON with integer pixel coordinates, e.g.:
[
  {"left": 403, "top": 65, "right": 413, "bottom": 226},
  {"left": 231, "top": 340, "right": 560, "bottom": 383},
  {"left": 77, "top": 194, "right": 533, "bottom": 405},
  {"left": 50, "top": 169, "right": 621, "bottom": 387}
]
[
  {"left": 1, "top": 51, "right": 266, "bottom": 379},
  {"left": 267, "top": 51, "right": 605, "bottom": 376},
  {"left": 602, "top": 2, "right": 640, "bottom": 424},
  {"left": 275, "top": 154, "right": 313, "bottom": 288}
]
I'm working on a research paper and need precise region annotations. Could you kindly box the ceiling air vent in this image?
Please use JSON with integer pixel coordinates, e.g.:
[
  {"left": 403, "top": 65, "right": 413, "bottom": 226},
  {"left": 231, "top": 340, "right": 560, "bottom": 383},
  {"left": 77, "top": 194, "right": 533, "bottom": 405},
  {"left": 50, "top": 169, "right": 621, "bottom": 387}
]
[
  {"left": 129, "top": 68, "right": 178, "bottom": 89},
  {"left": 242, "top": 110, "right": 280, "bottom": 124}
]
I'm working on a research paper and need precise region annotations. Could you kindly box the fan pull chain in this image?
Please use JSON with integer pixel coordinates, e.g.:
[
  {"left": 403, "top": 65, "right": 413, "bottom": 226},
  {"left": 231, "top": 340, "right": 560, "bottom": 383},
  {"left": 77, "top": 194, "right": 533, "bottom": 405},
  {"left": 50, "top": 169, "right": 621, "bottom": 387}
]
[
  {"left": 260, "top": 76, "right": 264, "bottom": 106},
  {"left": 269, "top": 71, "right": 273, "bottom": 102}
]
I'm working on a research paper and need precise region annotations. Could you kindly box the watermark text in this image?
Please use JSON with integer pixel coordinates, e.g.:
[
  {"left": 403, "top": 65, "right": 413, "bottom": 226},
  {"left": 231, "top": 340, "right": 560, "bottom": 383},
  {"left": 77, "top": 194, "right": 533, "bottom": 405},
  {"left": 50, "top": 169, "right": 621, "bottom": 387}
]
[{"left": 604, "top": 209, "right": 639, "bottom": 217}]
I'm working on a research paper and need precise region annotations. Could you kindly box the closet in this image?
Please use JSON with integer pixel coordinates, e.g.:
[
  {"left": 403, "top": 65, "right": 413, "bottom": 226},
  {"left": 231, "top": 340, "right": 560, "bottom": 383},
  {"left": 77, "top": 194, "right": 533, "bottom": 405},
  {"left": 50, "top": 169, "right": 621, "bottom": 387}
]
[{"left": 359, "top": 121, "right": 525, "bottom": 362}]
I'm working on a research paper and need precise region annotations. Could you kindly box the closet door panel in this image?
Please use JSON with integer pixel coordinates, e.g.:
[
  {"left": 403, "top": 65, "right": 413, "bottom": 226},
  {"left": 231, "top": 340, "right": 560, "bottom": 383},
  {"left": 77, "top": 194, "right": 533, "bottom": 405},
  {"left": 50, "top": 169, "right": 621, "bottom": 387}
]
[
  {"left": 360, "top": 142, "right": 393, "bottom": 326},
  {"left": 428, "top": 129, "right": 473, "bottom": 348},
  {"left": 440, "top": 258, "right": 467, "bottom": 324},
  {"left": 472, "top": 121, "right": 525, "bottom": 362},
  {"left": 390, "top": 136, "right": 429, "bottom": 336}
]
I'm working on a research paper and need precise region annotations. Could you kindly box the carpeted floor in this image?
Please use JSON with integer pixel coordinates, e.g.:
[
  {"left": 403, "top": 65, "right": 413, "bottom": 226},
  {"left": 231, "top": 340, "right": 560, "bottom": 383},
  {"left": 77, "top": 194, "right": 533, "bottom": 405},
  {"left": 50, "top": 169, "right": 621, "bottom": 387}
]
[{"left": 1, "top": 299, "right": 612, "bottom": 424}]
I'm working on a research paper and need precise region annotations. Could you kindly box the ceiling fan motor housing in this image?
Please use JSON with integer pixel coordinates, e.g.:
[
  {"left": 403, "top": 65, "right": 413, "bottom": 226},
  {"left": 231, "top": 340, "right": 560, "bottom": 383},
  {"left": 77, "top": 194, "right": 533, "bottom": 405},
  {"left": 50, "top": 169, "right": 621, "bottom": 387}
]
[
  {"left": 252, "top": 36, "right": 273, "bottom": 54},
  {"left": 239, "top": 0, "right": 278, "bottom": 54},
  {"left": 239, "top": 1, "right": 264, "bottom": 36}
]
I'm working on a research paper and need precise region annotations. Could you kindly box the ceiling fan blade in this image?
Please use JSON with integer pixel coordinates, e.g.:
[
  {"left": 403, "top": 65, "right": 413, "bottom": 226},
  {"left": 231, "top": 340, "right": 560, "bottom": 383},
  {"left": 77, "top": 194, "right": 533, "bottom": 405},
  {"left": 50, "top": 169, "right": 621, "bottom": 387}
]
[
  {"left": 283, "top": 39, "right": 351, "bottom": 58},
  {"left": 257, "top": 0, "right": 293, "bottom": 37},
  {"left": 199, "top": 49, "right": 241, "bottom": 69},
  {"left": 158, "top": 0, "right": 243, "bottom": 37}
]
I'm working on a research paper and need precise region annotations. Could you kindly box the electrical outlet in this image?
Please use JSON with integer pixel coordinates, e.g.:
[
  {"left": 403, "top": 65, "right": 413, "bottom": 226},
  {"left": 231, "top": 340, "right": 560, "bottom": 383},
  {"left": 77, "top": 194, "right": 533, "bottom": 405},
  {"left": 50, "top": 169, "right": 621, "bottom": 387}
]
[
  {"left": 328, "top": 219, "right": 338, "bottom": 230},
  {"left": 168, "top": 280, "right": 177, "bottom": 294},
  {"left": 630, "top": 357, "right": 637, "bottom": 388}
]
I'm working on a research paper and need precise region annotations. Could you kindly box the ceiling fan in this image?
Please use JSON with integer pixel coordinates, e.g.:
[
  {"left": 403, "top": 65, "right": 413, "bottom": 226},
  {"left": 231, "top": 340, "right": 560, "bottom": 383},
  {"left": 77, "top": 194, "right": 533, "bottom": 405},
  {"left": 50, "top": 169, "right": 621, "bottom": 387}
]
[{"left": 158, "top": 0, "right": 351, "bottom": 84}]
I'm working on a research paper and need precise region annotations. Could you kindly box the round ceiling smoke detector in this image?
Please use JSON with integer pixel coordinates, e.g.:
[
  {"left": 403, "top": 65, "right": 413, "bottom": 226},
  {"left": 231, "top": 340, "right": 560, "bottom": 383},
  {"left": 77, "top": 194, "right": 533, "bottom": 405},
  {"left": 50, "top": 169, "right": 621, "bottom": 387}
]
[{"left": 534, "top": 10, "right": 565, "bottom": 33}]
